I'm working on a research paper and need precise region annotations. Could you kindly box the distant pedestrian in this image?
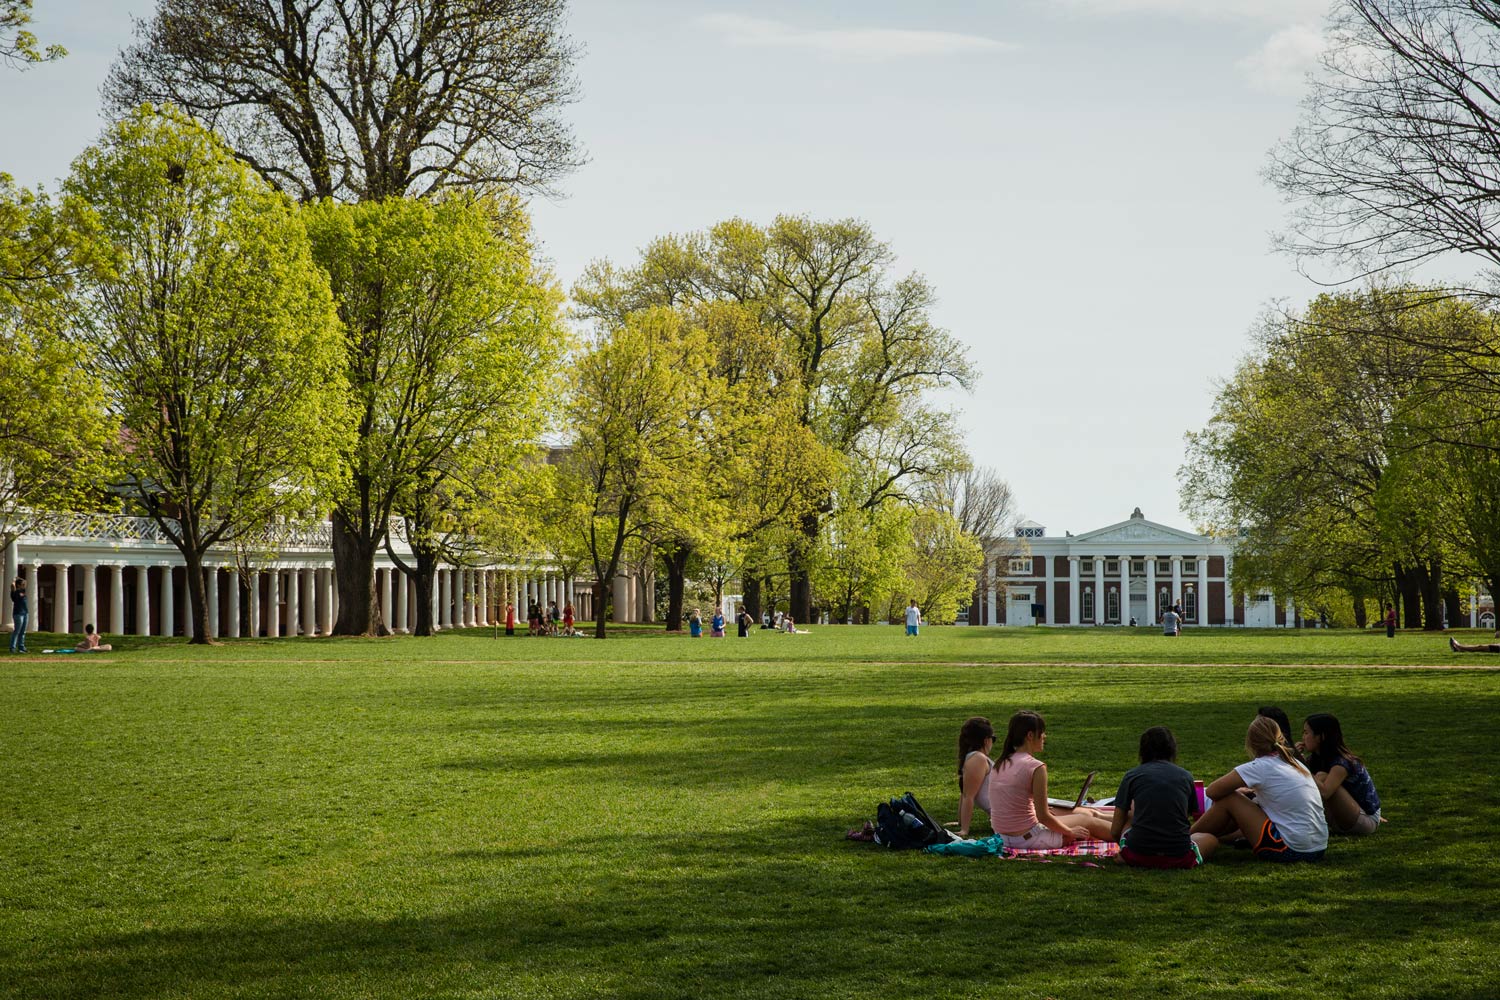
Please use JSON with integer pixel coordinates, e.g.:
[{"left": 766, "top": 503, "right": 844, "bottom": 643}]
[
  {"left": 1162, "top": 607, "right": 1181, "bottom": 636},
  {"left": 710, "top": 609, "right": 726, "bottom": 638},
  {"left": 905, "top": 599, "right": 922, "bottom": 636},
  {"left": 737, "top": 609, "right": 751, "bottom": 637},
  {"left": 563, "top": 601, "right": 575, "bottom": 634},
  {"left": 10, "top": 575, "right": 28, "bottom": 653},
  {"left": 689, "top": 609, "right": 703, "bottom": 638},
  {"left": 1385, "top": 606, "right": 1396, "bottom": 639},
  {"left": 505, "top": 601, "right": 515, "bottom": 636}
]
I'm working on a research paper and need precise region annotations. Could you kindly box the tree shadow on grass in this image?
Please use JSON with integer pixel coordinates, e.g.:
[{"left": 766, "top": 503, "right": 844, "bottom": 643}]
[{"left": 6, "top": 818, "right": 1497, "bottom": 1000}]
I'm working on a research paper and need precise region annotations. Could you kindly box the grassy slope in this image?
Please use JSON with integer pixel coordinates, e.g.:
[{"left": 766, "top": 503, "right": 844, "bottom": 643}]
[{"left": 2, "top": 626, "right": 1497, "bottom": 999}]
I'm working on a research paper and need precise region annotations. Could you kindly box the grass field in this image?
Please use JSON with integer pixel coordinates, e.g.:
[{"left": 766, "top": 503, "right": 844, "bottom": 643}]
[{"left": 3, "top": 625, "right": 1498, "bottom": 999}]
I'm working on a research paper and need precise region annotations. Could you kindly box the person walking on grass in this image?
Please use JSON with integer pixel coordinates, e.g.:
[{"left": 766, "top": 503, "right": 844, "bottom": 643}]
[
  {"left": 905, "top": 599, "right": 922, "bottom": 636},
  {"left": 10, "top": 575, "right": 28, "bottom": 654}
]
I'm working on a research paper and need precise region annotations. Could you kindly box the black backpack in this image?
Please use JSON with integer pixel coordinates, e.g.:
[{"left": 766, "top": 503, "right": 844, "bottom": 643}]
[{"left": 873, "top": 792, "right": 956, "bottom": 850}]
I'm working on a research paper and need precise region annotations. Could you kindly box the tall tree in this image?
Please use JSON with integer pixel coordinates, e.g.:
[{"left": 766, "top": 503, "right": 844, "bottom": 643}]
[
  {"left": 558, "top": 307, "right": 710, "bottom": 638},
  {"left": 574, "top": 216, "right": 974, "bottom": 623},
  {"left": 0, "top": 177, "right": 116, "bottom": 546},
  {"left": 1272, "top": 0, "right": 1500, "bottom": 276},
  {"left": 304, "top": 194, "right": 561, "bottom": 635},
  {"left": 1, "top": 0, "right": 65, "bottom": 67},
  {"left": 107, "top": 0, "right": 580, "bottom": 202},
  {"left": 66, "top": 106, "right": 348, "bottom": 643}
]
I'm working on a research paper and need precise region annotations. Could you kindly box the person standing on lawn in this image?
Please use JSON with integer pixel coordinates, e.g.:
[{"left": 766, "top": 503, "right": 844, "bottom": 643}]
[
  {"left": 563, "top": 601, "right": 574, "bottom": 634},
  {"left": 905, "top": 599, "right": 922, "bottom": 636},
  {"left": 505, "top": 601, "right": 515, "bottom": 636},
  {"left": 9, "top": 575, "right": 27, "bottom": 654},
  {"left": 1162, "top": 606, "right": 1181, "bottom": 636}
]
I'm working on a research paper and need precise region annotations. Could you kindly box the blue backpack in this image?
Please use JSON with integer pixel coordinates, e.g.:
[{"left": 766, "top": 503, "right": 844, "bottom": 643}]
[{"left": 873, "top": 792, "right": 955, "bottom": 850}]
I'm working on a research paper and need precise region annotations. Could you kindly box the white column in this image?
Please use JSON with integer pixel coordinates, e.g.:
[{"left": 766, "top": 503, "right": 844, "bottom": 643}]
[
  {"left": 162, "top": 567, "right": 175, "bottom": 638},
  {"left": 24, "top": 563, "right": 39, "bottom": 633},
  {"left": 1224, "top": 556, "right": 1235, "bottom": 625},
  {"left": 986, "top": 559, "right": 998, "bottom": 625},
  {"left": 1145, "top": 557, "right": 1157, "bottom": 626},
  {"left": 82, "top": 563, "right": 98, "bottom": 633},
  {"left": 1286, "top": 597, "right": 1296, "bottom": 629},
  {"left": 377, "top": 567, "right": 391, "bottom": 631},
  {"left": 1, "top": 540, "right": 15, "bottom": 630},
  {"left": 330, "top": 566, "right": 339, "bottom": 626},
  {"left": 302, "top": 568, "right": 317, "bottom": 637},
  {"left": 394, "top": 571, "right": 408, "bottom": 633},
  {"left": 206, "top": 567, "right": 220, "bottom": 638},
  {"left": 1119, "top": 555, "right": 1130, "bottom": 625},
  {"left": 320, "top": 568, "right": 334, "bottom": 636},
  {"left": 1171, "top": 556, "right": 1183, "bottom": 612},
  {"left": 612, "top": 574, "right": 630, "bottom": 623},
  {"left": 109, "top": 564, "right": 125, "bottom": 635},
  {"left": 227, "top": 570, "right": 241, "bottom": 638},
  {"left": 183, "top": 568, "right": 195, "bottom": 640},
  {"left": 1068, "top": 556, "right": 1080, "bottom": 625},
  {"left": 135, "top": 566, "right": 151, "bottom": 636},
  {"left": 462, "top": 569, "right": 474, "bottom": 626},
  {"left": 407, "top": 575, "right": 418, "bottom": 631},
  {"left": 1093, "top": 558, "right": 1105, "bottom": 625},
  {"left": 479, "top": 570, "right": 490, "bottom": 626},
  {"left": 1198, "top": 556, "right": 1210, "bottom": 626},
  {"left": 248, "top": 570, "right": 260, "bottom": 638},
  {"left": 428, "top": 572, "right": 439, "bottom": 630},
  {"left": 53, "top": 563, "right": 71, "bottom": 633},
  {"left": 1472, "top": 587, "right": 1479, "bottom": 628},
  {"left": 267, "top": 569, "right": 280, "bottom": 638},
  {"left": 1043, "top": 554, "right": 1055, "bottom": 625},
  {"left": 286, "top": 568, "right": 300, "bottom": 636}
]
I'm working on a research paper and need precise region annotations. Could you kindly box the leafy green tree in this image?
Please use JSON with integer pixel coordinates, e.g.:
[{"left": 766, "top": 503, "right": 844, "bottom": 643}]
[
  {"left": 1, "top": 1, "right": 65, "bottom": 67},
  {"left": 65, "top": 106, "right": 348, "bottom": 643},
  {"left": 574, "top": 216, "right": 974, "bottom": 623},
  {"left": 899, "top": 508, "right": 984, "bottom": 625},
  {"left": 558, "top": 307, "right": 711, "bottom": 638},
  {"left": 303, "top": 195, "right": 562, "bottom": 635},
  {"left": 107, "top": 0, "right": 579, "bottom": 201}
]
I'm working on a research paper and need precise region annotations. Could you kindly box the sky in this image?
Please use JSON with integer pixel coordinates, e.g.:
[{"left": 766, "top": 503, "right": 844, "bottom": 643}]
[{"left": 1, "top": 0, "right": 1369, "bottom": 536}]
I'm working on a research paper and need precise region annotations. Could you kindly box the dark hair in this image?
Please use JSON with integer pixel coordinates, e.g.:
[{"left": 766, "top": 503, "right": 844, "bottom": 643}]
[
  {"left": 1257, "top": 706, "right": 1293, "bottom": 744},
  {"left": 957, "top": 716, "right": 995, "bottom": 783},
  {"left": 997, "top": 710, "right": 1046, "bottom": 766},
  {"left": 1303, "top": 713, "right": 1361, "bottom": 773},
  {"left": 1138, "top": 725, "right": 1177, "bottom": 764},
  {"left": 84, "top": 623, "right": 95, "bottom": 634}
]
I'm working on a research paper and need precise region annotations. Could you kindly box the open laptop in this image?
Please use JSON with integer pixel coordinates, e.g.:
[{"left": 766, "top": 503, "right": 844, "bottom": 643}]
[{"left": 1047, "top": 771, "right": 1097, "bottom": 810}]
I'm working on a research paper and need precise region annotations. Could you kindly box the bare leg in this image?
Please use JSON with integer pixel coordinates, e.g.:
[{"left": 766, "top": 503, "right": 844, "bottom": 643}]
[
  {"left": 1317, "top": 778, "right": 1364, "bottom": 831},
  {"left": 1191, "top": 832, "right": 1220, "bottom": 860},
  {"left": 1191, "top": 792, "right": 1270, "bottom": 845},
  {"left": 1450, "top": 638, "right": 1500, "bottom": 653},
  {"left": 1058, "top": 811, "right": 1115, "bottom": 840}
]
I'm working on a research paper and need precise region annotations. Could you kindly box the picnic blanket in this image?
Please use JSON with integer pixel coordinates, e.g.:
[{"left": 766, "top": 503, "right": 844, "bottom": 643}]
[{"left": 925, "top": 835, "right": 1120, "bottom": 867}]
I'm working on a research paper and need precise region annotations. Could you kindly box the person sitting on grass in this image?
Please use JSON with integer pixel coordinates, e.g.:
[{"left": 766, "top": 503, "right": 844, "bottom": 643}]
[
  {"left": 76, "top": 624, "right": 113, "bottom": 652},
  {"left": 1190, "top": 716, "right": 1327, "bottom": 863},
  {"left": 987, "top": 710, "right": 1114, "bottom": 848},
  {"left": 1299, "top": 713, "right": 1382, "bottom": 836},
  {"left": 1109, "top": 725, "right": 1202, "bottom": 868},
  {"left": 1449, "top": 636, "right": 1500, "bottom": 653},
  {"left": 955, "top": 716, "right": 996, "bottom": 839}
]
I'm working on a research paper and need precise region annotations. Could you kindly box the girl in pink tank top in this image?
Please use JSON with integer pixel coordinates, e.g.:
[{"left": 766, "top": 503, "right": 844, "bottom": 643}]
[{"left": 987, "top": 711, "right": 1113, "bottom": 846}]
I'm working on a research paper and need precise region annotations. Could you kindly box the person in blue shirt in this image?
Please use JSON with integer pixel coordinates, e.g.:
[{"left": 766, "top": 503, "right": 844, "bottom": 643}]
[
  {"left": 9, "top": 576, "right": 27, "bottom": 654},
  {"left": 1300, "top": 713, "right": 1382, "bottom": 836}
]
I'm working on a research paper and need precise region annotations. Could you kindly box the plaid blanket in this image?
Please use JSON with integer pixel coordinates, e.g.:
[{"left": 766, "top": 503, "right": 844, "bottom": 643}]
[{"left": 1003, "top": 838, "right": 1119, "bottom": 860}]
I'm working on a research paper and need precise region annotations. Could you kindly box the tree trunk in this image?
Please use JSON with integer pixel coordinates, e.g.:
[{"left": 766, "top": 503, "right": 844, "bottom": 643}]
[
  {"left": 593, "top": 579, "right": 609, "bottom": 639},
  {"left": 183, "top": 551, "right": 212, "bottom": 645},
  {"left": 412, "top": 548, "right": 438, "bottom": 637},
  {"left": 332, "top": 509, "right": 380, "bottom": 635},
  {"left": 742, "top": 574, "right": 762, "bottom": 621},
  {"left": 1353, "top": 593, "right": 1368, "bottom": 630},
  {"left": 1395, "top": 563, "right": 1421, "bottom": 629},
  {"left": 1443, "top": 587, "right": 1461, "bottom": 630},
  {"left": 663, "top": 546, "right": 689, "bottom": 631},
  {"left": 1419, "top": 560, "right": 1443, "bottom": 631},
  {"left": 789, "top": 511, "right": 818, "bottom": 624}
]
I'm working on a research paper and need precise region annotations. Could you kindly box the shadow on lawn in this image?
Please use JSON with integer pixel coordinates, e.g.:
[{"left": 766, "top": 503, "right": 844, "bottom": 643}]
[{"left": 8, "top": 818, "right": 1498, "bottom": 1000}]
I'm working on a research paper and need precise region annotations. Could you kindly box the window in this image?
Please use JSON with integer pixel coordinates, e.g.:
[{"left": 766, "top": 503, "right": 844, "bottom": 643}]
[
  {"left": 1156, "top": 559, "right": 1171, "bottom": 575},
  {"left": 1106, "top": 587, "right": 1120, "bottom": 623},
  {"left": 1183, "top": 558, "right": 1199, "bottom": 574},
  {"left": 1185, "top": 587, "right": 1198, "bottom": 622},
  {"left": 1158, "top": 588, "right": 1169, "bottom": 617},
  {"left": 1130, "top": 559, "right": 1145, "bottom": 574},
  {"left": 1105, "top": 559, "right": 1120, "bottom": 575},
  {"left": 1082, "top": 587, "right": 1094, "bottom": 622},
  {"left": 1079, "top": 558, "right": 1094, "bottom": 574},
  {"left": 1008, "top": 558, "right": 1031, "bottom": 575},
  {"left": 1015, "top": 526, "right": 1045, "bottom": 539}
]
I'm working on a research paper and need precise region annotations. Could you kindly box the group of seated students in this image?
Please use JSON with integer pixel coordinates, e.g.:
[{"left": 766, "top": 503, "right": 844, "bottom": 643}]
[{"left": 955, "top": 706, "right": 1380, "bottom": 868}]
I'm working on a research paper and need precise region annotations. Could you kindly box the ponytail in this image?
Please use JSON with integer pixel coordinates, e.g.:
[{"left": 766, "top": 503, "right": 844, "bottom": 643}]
[
  {"left": 957, "top": 716, "right": 995, "bottom": 788},
  {"left": 1246, "top": 715, "right": 1309, "bottom": 775}
]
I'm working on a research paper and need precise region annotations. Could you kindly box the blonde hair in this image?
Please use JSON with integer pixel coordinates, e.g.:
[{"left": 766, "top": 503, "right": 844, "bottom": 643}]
[{"left": 1245, "top": 715, "right": 1308, "bottom": 774}]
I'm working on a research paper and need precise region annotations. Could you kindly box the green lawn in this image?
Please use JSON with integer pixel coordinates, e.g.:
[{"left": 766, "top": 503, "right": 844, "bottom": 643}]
[{"left": 3, "top": 625, "right": 1497, "bottom": 999}]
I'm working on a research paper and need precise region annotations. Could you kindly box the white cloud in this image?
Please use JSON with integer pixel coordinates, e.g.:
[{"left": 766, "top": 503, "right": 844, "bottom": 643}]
[
  {"left": 1052, "top": 0, "right": 1332, "bottom": 25},
  {"left": 698, "top": 14, "right": 1014, "bottom": 61},
  {"left": 1237, "top": 22, "right": 1326, "bottom": 95}
]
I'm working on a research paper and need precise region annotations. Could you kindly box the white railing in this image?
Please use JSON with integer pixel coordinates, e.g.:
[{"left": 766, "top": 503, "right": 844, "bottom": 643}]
[{"left": 25, "top": 511, "right": 337, "bottom": 549}]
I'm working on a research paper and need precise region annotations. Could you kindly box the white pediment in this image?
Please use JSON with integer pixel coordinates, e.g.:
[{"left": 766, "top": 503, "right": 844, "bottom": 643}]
[{"left": 1074, "top": 518, "right": 1206, "bottom": 545}]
